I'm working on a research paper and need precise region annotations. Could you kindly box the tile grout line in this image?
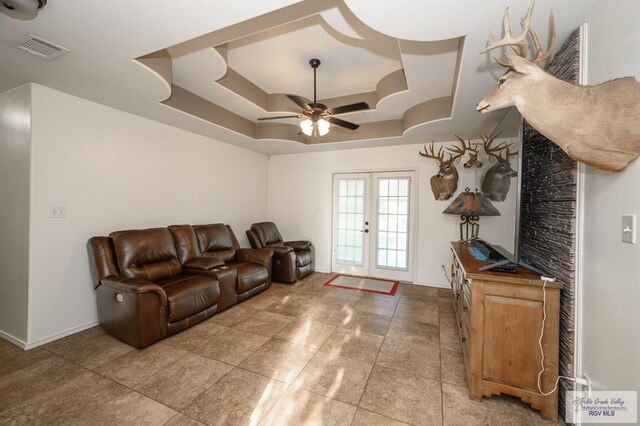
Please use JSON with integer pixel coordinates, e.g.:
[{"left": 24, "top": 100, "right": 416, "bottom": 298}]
[
  {"left": 40, "top": 346, "right": 196, "bottom": 421},
  {"left": 5, "top": 276, "right": 536, "bottom": 424},
  {"left": 351, "top": 285, "right": 403, "bottom": 424}
]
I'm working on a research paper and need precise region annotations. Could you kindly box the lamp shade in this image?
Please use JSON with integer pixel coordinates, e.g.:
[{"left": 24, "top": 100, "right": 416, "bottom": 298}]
[
  {"left": 317, "top": 118, "right": 330, "bottom": 136},
  {"left": 300, "top": 119, "right": 313, "bottom": 136},
  {"left": 300, "top": 118, "right": 330, "bottom": 137},
  {"left": 442, "top": 188, "right": 500, "bottom": 217}
]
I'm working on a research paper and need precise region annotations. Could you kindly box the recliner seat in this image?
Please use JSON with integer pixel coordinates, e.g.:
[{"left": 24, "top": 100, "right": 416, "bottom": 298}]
[
  {"left": 87, "top": 227, "right": 220, "bottom": 348},
  {"left": 192, "top": 223, "right": 273, "bottom": 302},
  {"left": 246, "top": 221, "right": 314, "bottom": 283}
]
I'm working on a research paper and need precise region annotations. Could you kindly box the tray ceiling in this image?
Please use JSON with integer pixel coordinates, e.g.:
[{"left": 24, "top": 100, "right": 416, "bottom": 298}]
[{"left": 0, "top": 0, "right": 604, "bottom": 155}]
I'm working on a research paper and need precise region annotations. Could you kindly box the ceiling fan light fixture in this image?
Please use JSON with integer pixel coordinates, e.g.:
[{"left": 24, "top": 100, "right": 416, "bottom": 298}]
[
  {"left": 300, "top": 119, "right": 314, "bottom": 136},
  {"left": 258, "top": 58, "right": 368, "bottom": 135},
  {"left": 317, "top": 118, "right": 330, "bottom": 136},
  {"left": 300, "top": 118, "right": 330, "bottom": 137}
]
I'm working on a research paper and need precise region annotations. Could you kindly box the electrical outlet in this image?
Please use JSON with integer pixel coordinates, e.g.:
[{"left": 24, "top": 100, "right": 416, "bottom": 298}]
[
  {"left": 49, "top": 206, "right": 66, "bottom": 218},
  {"left": 622, "top": 214, "right": 636, "bottom": 244}
]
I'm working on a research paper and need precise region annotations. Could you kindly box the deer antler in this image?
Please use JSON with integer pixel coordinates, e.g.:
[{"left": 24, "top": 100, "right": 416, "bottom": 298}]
[
  {"left": 445, "top": 137, "right": 467, "bottom": 164},
  {"left": 455, "top": 135, "right": 483, "bottom": 155},
  {"left": 481, "top": 2, "right": 533, "bottom": 58},
  {"left": 483, "top": 134, "right": 517, "bottom": 162},
  {"left": 527, "top": 12, "right": 556, "bottom": 64},
  {"left": 419, "top": 142, "right": 445, "bottom": 164},
  {"left": 481, "top": 0, "right": 556, "bottom": 66},
  {"left": 503, "top": 143, "right": 519, "bottom": 159}
]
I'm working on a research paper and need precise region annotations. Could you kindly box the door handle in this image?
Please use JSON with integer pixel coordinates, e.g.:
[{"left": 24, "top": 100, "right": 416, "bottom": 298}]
[{"left": 360, "top": 229, "right": 369, "bottom": 233}]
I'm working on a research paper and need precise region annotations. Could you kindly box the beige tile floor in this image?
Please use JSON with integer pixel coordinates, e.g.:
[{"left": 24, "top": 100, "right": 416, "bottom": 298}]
[{"left": 0, "top": 272, "right": 560, "bottom": 425}]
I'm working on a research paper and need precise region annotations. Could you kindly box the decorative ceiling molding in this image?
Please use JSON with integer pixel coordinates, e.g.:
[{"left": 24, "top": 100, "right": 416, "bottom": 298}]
[{"left": 135, "top": 0, "right": 464, "bottom": 145}]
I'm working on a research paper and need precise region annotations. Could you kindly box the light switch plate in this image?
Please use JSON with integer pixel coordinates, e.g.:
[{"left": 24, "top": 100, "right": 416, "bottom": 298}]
[
  {"left": 49, "top": 206, "right": 66, "bottom": 219},
  {"left": 622, "top": 214, "right": 636, "bottom": 244}
]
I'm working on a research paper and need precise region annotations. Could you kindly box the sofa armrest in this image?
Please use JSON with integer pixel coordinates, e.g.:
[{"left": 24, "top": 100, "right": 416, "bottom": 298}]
[
  {"left": 184, "top": 257, "right": 225, "bottom": 271},
  {"left": 101, "top": 277, "right": 167, "bottom": 303},
  {"left": 97, "top": 277, "right": 168, "bottom": 348},
  {"left": 284, "top": 240, "right": 313, "bottom": 251},
  {"left": 267, "top": 245, "right": 294, "bottom": 257},
  {"left": 236, "top": 248, "right": 274, "bottom": 268}
]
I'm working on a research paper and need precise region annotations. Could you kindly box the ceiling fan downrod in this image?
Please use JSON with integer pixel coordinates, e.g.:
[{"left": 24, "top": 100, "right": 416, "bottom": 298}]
[{"left": 309, "top": 58, "right": 320, "bottom": 104}]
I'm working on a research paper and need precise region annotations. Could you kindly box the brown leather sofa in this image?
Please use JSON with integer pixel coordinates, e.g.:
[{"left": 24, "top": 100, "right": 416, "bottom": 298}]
[
  {"left": 173, "top": 223, "right": 273, "bottom": 306},
  {"left": 87, "top": 225, "right": 272, "bottom": 348},
  {"left": 246, "top": 222, "right": 314, "bottom": 283}
]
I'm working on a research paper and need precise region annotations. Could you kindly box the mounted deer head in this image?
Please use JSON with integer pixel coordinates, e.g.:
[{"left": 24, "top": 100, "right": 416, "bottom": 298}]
[
  {"left": 419, "top": 140, "right": 466, "bottom": 200},
  {"left": 476, "top": 0, "right": 640, "bottom": 172},
  {"left": 455, "top": 135, "right": 484, "bottom": 168},
  {"left": 481, "top": 134, "right": 518, "bottom": 202}
]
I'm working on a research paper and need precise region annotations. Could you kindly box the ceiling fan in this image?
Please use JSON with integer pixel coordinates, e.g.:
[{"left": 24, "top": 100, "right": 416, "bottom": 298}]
[{"left": 257, "top": 58, "right": 369, "bottom": 137}]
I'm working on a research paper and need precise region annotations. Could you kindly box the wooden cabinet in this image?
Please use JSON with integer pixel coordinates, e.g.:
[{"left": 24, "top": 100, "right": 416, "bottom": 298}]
[{"left": 450, "top": 241, "right": 563, "bottom": 421}]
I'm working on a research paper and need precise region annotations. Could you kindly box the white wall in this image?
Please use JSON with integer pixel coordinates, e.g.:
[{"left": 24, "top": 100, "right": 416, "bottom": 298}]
[
  {"left": 26, "top": 84, "right": 269, "bottom": 346},
  {"left": 268, "top": 141, "right": 517, "bottom": 287},
  {"left": 580, "top": 1, "right": 640, "bottom": 393},
  {"left": 0, "top": 85, "right": 31, "bottom": 343}
]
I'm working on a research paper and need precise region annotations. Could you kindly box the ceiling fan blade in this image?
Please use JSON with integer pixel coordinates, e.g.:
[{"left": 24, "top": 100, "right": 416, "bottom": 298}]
[
  {"left": 327, "top": 116, "right": 359, "bottom": 130},
  {"left": 328, "top": 102, "right": 369, "bottom": 115},
  {"left": 257, "top": 115, "right": 301, "bottom": 121},
  {"left": 287, "top": 94, "right": 312, "bottom": 110}
]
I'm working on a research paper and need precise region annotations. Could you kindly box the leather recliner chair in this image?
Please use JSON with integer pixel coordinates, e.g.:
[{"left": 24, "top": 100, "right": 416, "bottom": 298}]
[
  {"left": 87, "top": 227, "right": 221, "bottom": 348},
  {"left": 191, "top": 224, "right": 273, "bottom": 302},
  {"left": 246, "top": 221, "right": 314, "bottom": 283}
]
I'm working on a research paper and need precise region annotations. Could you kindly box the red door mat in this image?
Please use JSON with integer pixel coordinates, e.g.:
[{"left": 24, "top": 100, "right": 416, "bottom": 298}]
[{"left": 323, "top": 274, "right": 399, "bottom": 295}]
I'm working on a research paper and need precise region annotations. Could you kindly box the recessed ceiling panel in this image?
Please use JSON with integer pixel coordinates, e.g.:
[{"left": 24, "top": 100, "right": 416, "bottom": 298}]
[{"left": 226, "top": 16, "right": 402, "bottom": 99}]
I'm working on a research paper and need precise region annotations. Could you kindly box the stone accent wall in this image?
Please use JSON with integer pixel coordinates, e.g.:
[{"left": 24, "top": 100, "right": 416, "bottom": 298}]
[{"left": 520, "top": 29, "right": 580, "bottom": 420}]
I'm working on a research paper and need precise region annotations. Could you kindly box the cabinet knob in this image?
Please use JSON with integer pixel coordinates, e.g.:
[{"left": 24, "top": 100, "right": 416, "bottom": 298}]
[
  {"left": 115, "top": 293, "right": 124, "bottom": 303},
  {"left": 461, "top": 337, "right": 467, "bottom": 343}
]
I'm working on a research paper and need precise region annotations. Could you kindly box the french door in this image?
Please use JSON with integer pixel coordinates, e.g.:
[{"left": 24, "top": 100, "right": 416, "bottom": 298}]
[{"left": 331, "top": 171, "right": 415, "bottom": 282}]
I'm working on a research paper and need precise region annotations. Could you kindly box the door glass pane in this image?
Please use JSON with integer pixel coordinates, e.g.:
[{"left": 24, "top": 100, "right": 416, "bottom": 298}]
[
  {"left": 376, "top": 177, "right": 410, "bottom": 270},
  {"left": 398, "top": 197, "right": 408, "bottom": 214},
  {"left": 379, "top": 214, "right": 388, "bottom": 231},
  {"left": 336, "top": 178, "right": 366, "bottom": 265},
  {"left": 398, "top": 179, "right": 409, "bottom": 196},
  {"left": 378, "top": 231, "right": 387, "bottom": 249}
]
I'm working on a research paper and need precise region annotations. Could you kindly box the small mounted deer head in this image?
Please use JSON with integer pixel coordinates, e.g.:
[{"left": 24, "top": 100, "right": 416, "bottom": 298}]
[
  {"left": 419, "top": 139, "right": 466, "bottom": 201},
  {"left": 455, "top": 135, "right": 484, "bottom": 168},
  {"left": 476, "top": 0, "right": 640, "bottom": 172},
  {"left": 481, "top": 135, "right": 518, "bottom": 202}
]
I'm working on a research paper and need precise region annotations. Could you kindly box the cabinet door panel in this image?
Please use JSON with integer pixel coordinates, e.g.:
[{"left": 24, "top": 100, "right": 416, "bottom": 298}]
[{"left": 482, "top": 295, "right": 542, "bottom": 391}]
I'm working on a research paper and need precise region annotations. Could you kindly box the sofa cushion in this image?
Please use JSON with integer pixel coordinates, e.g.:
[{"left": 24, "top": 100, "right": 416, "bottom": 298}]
[
  {"left": 194, "top": 224, "right": 237, "bottom": 262},
  {"left": 296, "top": 250, "right": 313, "bottom": 267},
  {"left": 252, "top": 222, "right": 284, "bottom": 246},
  {"left": 110, "top": 228, "right": 182, "bottom": 281},
  {"left": 228, "top": 262, "right": 269, "bottom": 293},
  {"left": 168, "top": 224, "right": 202, "bottom": 264},
  {"left": 157, "top": 275, "right": 219, "bottom": 323}
]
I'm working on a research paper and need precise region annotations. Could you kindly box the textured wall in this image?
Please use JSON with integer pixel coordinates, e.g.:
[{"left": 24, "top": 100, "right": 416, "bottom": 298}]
[{"left": 520, "top": 29, "right": 579, "bottom": 419}]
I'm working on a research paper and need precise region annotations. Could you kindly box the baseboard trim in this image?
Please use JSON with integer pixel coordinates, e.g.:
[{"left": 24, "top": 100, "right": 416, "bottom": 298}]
[
  {"left": 0, "top": 329, "right": 28, "bottom": 349},
  {"left": 411, "top": 281, "right": 450, "bottom": 290},
  {"left": 23, "top": 321, "right": 99, "bottom": 351}
]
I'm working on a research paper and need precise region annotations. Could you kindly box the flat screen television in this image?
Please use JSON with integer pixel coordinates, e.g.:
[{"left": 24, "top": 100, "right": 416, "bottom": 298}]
[{"left": 478, "top": 111, "right": 544, "bottom": 276}]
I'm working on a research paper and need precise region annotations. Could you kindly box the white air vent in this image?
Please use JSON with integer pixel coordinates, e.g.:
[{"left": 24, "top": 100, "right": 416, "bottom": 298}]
[{"left": 10, "top": 34, "right": 69, "bottom": 60}]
